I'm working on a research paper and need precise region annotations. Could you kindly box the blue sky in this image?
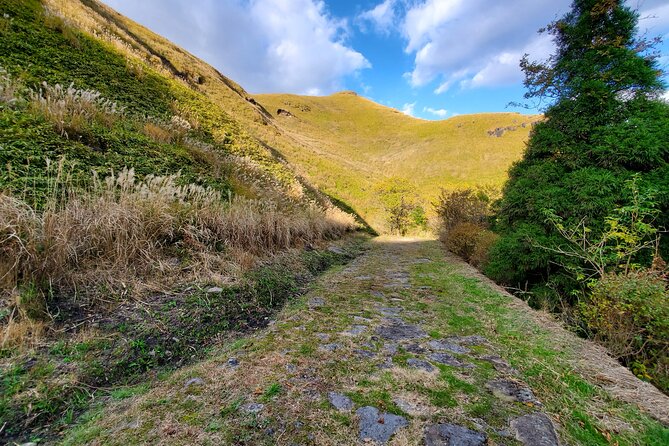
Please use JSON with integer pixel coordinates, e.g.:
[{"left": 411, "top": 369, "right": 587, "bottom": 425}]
[{"left": 103, "top": 0, "right": 669, "bottom": 120}]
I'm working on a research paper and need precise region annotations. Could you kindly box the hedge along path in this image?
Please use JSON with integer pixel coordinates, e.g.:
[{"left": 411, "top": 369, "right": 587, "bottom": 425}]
[{"left": 64, "top": 237, "right": 669, "bottom": 445}]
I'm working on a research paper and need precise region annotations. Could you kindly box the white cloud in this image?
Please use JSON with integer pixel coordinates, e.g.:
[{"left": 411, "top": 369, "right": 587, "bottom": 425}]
[
  {"left": 401, "top": 102, "right": 416, "bottom": 116},
  {"left": 402, "top": 0, "right": 572, "bottom": 92},
  {"left": 358, "top": 0, "right": 397, "bottom": 34},
  {"left": 424, "top": 106, "right": 448, "bottom": 117},
  {"left": 102, "top": 0, "right": 370, "bottom": 94}
]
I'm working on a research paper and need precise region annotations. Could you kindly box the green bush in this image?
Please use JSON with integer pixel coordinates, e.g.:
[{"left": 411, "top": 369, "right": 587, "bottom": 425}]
[{"left": 579, "top": 271, "right": 668, "bottom": 391}]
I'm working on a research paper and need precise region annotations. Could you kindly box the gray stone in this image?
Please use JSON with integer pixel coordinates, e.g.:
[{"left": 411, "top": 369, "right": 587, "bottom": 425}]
[
  {"left": 357, "top": 406, "right": 408, "bottom": 444},
  {"left": 285, "top": 364, "right": 297, "bottom": 373},
  {"left": 445, "top": 335, "right": 488, "bottom": 346},
  {"left": 328, "top": 392, "right": 354, "bottom": 411},
  {"left": 429, "top": 353, "right": 473, "bottom": 368},
  {"left": 479, "top": 355, "right": 518, "bottom": 375},
  {"left": 379, "top": 306, "right": 403, "bottom": 316},
  {"left": 378, "top": 357, "right": 394, "bottom": 369},
  {"left": 429, "top": 340, "right": 471, "bottom": 354},
  {"left": 424, "top": 423, "right": 487, "bottom": 446},
  {"left": 371, "top": 290, "right": 385, "bottom": 298},
  {"left": 407, "top": 358, "right": 435, "bottom": 372},
  {"left": 205, "top": 286, "right": 223, "bottom": 293},
  {"left": 344, "top": 325, "right": 368, "bottom": 336},
  {"left": 406, "top": 343, "right": 427, "bottom": 354},
  {"left": 510, "top": 413, "right": 560, "bottom": 446},
  {"left": 486, "top": 379, "right": 538, "bottom": 404},
  {"left": 308, "top": 297, "right": 326, "bottom": 308},
  {"left": 328, "top": 246, "right": 346, "bottom": 255},
  {"left": 356, "top": 275, "right": 372, "bottom": 280},
  {"left": 415, "top": 258, "right": 432, "bottom": 264},
  {"left": 315, "top": 333, "right": 330, "bottom": 341},
  {"left": 242, "top": 402, "right": 264, "bottom": 414},
  {"left": 355, "top": 349, "right": 376, "bottom": 359},
  {"left": 383, "top": 343, "right": 399, "bottom": 355},
  {"left": 354, "top": 316, "right": 372, "bottom": 323},
  {"left": 227, "top": 357, "right": 239, "bottom": 367},
  {"left": 184, "top": 377, "right": 204, "bottom": 388},
  {"left": 376, "top": 321, "right": 427, "bottom": 341},
  {"left": 320, "top": 343, "right": 341, "bottom": 352}
]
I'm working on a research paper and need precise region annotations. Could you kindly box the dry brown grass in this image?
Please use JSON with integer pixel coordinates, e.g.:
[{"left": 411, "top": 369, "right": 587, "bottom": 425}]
[{"left": 0, "top": 167, "right": 356, "bottom": 346}]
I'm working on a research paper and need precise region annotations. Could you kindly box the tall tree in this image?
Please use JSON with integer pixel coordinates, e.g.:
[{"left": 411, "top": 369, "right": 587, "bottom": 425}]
[{"left": 487, "top": 0, "right": 669, "bottom": 302}]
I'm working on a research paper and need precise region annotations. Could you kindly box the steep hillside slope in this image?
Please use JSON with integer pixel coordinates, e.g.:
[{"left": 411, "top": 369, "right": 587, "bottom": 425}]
[{"left": 258, "top": 92, "right": 541, "bottom": 230}]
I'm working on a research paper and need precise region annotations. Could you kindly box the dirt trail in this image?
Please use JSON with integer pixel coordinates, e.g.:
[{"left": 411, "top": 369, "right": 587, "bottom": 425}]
[{"left": 65, "top": 237, "right": 668, "bottom": 445}]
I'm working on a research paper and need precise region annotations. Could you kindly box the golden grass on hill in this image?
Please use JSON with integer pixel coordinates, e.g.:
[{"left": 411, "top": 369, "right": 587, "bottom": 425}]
[{"left": 257, "top": 92, "right": 541, "bottom": 231}]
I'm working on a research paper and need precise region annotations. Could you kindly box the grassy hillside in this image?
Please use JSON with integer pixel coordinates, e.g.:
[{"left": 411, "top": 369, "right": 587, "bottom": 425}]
[
  {"left": 0, "top": 1, "right": 360, "bottom": 442},
  {"left": 257, "top": 91, "right": 541, "bottom": 230}
]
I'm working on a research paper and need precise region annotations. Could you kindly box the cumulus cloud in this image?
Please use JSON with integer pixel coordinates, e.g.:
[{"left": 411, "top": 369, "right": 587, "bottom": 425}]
[
  {"left": 357, "top": 0, "right": 397, "bottom": 34},
  {"left": 424, "top": 106, "right": 448, "bottom": 117},
  {"left": 102, "top": 0, "right": 370, "bottom": 94},
  {"left": 401, "top": 0, "right": 572, "bottom": 93},
  {"left": 401, "top": 102, "right": 416, "bottom": 116}
]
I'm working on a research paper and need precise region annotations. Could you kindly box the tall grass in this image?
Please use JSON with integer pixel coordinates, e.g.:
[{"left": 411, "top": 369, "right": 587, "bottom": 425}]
[
  {"left": 28, "top": 81, "right": 124, "bottom": 137},
  {"left": 0, "top": 167, "right": 356, "bottom": 342}
]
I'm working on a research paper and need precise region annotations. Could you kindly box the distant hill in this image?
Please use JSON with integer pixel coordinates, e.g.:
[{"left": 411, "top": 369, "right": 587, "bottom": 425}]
[{"left": 257, "top": 91, "right": 541, "bottom": 230}]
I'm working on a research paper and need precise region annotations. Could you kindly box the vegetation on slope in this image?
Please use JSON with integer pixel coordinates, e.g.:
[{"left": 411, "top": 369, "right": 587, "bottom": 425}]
[
  {"left": 0, "top": 0, "right": 360, "bottom": 442},
  {"left": 484, "top": 0, "right": 669, "bottom": 393},
  {"left": 257, "top": 91, "right": 540, "bottom": 231}
]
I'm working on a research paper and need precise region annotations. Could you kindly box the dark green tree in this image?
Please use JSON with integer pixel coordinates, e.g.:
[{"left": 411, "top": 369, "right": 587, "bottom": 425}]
[{"left": 487, "top": 0, "right": 669, "bottom": 303}]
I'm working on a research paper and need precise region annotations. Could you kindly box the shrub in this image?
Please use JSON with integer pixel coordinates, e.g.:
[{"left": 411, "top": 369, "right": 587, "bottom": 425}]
[
  {"left": 444, "top": 223, "right": 482, "bottom": 260},
  {"left": 444, "top": 222, "right": 498, "bottom": 269},
  {"left": 579, "top": 271, "right": 668, "bottom": 388},
  {"left": 470, "top": 230, "right": 499, "bottom": 269},
  {"left": 434, "top": 188, "right": 491, "bottom": 235}
]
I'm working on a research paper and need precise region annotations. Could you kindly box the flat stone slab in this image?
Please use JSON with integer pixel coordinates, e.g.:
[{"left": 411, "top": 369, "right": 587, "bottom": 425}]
[
  {"left": 357, "top": 406, "right": 408, "bottom": 444},
  {"left": 445, "top": 335, "right": 488, "bottom": 346},
  {"left": 328, "top": 392, "right": 354, "bottom": 412},
  {"left": 327, "top": 246, "right": 346, "bottom": 255},
  {"left": 510, "top": 412, "right": 560, "bottom": 446},
  {"left": 406, "top": 343, "right": 427, "bottom": 354},
  {"left": 371, "top": 290, "right": 385, "bottom": 298},
  {"left": 429, "top": 340, "right": 471, "bottom": 354},
  {"left": 375, "top": 321, "right": 427, "bottom": 341},
  {"left": 343, "top": 325, "right": 368, "bottom": 336},
  {"left": 407, "top": 358, "right": 435, "bottom": 372},
  {"left": 308, "top": 297, "right": 326, "bottom": 308},
  {"left": 429, "top": 353, "right": 474, "bottom": 368},
  {"left": 320, "top": 343, "right": 342, "bottom": 352},
  {"left": 425, "top": 423, "right": 487, "bottom": 446},
  {"left": 379, "top": 307, "right": 403, "bottom": 316},
  {"left": 355, "top": 349, "right": 376, "bottom": 359},
  {"left": 479, "top": 355, "right": 518, "bottom": 375},
  {"left": 242, "top": 402, "right": 264, "bottom": 414},
  {"left": 486, "top": 379, "right": 538, "bottom": 404}
]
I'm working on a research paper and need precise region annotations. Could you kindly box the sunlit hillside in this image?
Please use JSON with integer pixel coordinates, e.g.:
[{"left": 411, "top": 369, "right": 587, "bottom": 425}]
[{"left": 258, "top": 91, "right": 541, "bottom": 230}]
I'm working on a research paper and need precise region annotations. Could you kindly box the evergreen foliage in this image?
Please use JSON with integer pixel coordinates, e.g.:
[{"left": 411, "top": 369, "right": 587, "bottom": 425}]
[{"left": 488, "top": 0, "right": 669, "bottom": 298}]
